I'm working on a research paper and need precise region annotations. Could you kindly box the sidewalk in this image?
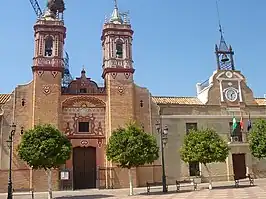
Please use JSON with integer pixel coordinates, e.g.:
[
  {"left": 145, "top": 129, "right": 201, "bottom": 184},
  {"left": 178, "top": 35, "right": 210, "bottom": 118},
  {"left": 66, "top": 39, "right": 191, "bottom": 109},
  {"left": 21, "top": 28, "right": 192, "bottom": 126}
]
[{"left": 1, "top": 178, "right": 266, "bottom": 199}]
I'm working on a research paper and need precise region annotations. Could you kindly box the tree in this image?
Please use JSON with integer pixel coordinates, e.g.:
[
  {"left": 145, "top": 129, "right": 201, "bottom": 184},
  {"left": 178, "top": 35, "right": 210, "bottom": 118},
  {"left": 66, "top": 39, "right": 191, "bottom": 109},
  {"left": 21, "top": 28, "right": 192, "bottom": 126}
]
[
  {"left": 248, "top": 119, "right": 266, "bottom": 160},
  {"left": 180, "top": 128, "right": 230, "bottom": 189},
  {"left": 17, "top": 124, "right": 72, "bottom": 199},
  {"left": 106, "top": 122, "right": 159, "bottom": 195}
]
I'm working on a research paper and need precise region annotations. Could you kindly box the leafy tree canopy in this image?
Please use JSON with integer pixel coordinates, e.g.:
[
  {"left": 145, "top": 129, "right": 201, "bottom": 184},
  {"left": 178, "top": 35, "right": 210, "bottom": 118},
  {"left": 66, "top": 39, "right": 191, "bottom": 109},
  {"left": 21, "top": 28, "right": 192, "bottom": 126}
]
[
  {"left": 249, "top": 119, "right": 266, "bottom": 160},
  {"left": 180, "top": 128, "right": 230, "bottom": 165},
  {"left": 106, "top": 122, "right": 159, "bottom": 168},
  {"left": 17, "top": 124, "right": 72, "bottom": 170}
]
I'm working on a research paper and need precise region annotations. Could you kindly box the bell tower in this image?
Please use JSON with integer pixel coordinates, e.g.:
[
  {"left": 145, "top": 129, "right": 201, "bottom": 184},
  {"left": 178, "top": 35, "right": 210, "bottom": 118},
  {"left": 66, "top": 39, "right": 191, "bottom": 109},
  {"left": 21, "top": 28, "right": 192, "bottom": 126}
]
[
  {"left": 102, "top": 0, "right": 135, "bottom": 133},
  {"left": 32, "top": 1, "right": 66, "bottom": 126},
  {"left": 215, "top": 26, "right": 235, "bottom": 71}
]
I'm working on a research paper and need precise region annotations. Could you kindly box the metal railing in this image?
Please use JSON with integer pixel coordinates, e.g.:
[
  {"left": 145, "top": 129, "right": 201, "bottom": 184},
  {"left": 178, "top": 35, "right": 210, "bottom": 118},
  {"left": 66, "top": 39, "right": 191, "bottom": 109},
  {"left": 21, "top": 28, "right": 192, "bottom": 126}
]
[{"left": 228, "top": 131, "right": 249, "bottom": 143}]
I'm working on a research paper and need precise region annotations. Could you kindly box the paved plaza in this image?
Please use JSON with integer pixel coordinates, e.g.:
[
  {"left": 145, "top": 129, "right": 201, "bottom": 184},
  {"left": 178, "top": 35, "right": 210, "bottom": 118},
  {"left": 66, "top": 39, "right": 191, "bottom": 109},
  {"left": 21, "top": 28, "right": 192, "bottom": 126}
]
[{"left": 1, "top": 179, "right": 266, "bottom": 199}]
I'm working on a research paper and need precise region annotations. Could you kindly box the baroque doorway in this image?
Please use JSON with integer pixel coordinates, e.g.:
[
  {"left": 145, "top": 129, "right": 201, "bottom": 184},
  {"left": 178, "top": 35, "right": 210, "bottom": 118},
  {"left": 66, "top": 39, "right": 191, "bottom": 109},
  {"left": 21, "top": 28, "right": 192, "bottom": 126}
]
[{"left": 73, "top": 147, "right": 97, "bottom": 189}]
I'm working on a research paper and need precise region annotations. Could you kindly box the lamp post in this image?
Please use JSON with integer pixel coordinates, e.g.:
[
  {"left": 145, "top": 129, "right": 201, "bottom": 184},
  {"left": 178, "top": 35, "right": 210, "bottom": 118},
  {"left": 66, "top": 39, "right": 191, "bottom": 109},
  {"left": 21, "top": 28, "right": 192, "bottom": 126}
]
[
  {"left": 155, "top": 120, "right": 168, "bottom": 193},
  {"left": 7, "top": 123, "right": 16, "bottom": 199}
]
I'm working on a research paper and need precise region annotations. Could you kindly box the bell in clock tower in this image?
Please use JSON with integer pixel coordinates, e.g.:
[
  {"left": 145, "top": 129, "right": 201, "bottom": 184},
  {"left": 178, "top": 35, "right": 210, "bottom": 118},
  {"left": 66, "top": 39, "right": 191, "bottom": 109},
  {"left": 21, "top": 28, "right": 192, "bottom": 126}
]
[
  {"left": 215, "top": 25, "right": 235, "bottom": 71},
  {"left": 214, "top": 27, "right": 244, "bottom": 105}
]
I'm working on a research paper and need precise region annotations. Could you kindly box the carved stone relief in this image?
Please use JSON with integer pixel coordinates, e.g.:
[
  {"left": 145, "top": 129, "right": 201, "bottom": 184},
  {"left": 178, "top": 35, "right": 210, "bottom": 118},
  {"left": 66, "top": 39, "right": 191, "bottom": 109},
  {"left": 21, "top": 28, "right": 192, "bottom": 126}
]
[
  {"left": 43, "top": 85, "right": 51, "bottom": 95},
  {"left": 118, "top": 86, "right": 124, "bottom": 95},
  {"left": 62, "top": 96, "right": 105, "bottom": 108}
]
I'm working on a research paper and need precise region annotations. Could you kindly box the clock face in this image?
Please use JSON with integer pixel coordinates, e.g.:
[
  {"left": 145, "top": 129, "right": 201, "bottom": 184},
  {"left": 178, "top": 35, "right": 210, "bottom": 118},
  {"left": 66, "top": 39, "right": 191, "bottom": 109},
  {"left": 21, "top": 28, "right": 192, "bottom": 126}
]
[{"left": 225, "top": 88, "right": 238, "bottom": 102}]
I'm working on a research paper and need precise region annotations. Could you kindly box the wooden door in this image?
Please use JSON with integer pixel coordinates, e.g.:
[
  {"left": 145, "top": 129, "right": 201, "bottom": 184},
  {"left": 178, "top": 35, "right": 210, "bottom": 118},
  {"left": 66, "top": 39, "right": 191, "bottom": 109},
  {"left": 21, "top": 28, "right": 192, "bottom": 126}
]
[
  {"left": 73, "top": 147, "right": 97, "bottom": 189},
  {"left": 232, "top": 153, "right": 246, "bottom": 180}
]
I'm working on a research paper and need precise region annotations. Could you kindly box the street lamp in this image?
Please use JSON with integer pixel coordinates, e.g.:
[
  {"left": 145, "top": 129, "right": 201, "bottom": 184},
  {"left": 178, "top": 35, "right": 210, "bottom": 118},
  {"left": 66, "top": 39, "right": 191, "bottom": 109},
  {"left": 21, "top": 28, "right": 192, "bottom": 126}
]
[
  {"left": 7, "top": 123, "right": 16, "bottom": 199},
  {"left": 155, "top": 120, "right": 168, "bottom": 193}
]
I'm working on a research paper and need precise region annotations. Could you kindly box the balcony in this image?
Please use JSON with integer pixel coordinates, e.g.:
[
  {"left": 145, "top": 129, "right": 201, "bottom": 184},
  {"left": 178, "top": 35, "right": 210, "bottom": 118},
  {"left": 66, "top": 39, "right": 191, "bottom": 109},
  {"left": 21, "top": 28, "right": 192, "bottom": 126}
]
[{"left": 227, "top": 131, "right": 249, "bottom": 144}]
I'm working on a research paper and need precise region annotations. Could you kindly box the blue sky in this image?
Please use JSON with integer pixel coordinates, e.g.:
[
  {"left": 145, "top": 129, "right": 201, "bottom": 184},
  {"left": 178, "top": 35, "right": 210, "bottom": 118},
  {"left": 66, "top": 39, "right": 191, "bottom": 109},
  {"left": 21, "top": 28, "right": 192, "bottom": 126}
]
[{"left": 1, "top": 0, "right": 266, "bottom": 97}]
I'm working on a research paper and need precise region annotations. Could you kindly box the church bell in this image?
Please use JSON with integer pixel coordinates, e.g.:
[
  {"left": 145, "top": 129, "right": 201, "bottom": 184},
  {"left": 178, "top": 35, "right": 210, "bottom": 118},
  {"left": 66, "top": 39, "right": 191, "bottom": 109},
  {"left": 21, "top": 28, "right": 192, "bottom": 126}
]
[{"left": 221, "top": 54, "right": 229, "bottom": 62}]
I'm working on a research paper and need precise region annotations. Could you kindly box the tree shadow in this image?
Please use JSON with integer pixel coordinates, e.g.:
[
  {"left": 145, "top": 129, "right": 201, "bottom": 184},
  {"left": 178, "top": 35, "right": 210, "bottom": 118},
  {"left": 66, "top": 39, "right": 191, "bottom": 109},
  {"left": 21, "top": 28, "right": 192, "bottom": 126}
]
[
  {"left": 200, "top": 184, "right": 257, "bottom": 190},
  {"left": 138, "top": 189, "right": 194, "bottom": 196},
  {"left": 55, "top": 194, "right": 114, "bottom": 199}
]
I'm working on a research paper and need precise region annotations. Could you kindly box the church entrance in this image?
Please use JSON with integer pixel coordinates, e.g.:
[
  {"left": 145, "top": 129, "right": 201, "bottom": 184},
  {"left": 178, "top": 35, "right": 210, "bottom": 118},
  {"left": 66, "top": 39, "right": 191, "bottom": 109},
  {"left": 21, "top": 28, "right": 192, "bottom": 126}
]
[
  {"left": 232, "top": 153, "right": 246, "bottom": 180},
  {"left": 73, "top": 147, "right": 97, "bottom": 189}
]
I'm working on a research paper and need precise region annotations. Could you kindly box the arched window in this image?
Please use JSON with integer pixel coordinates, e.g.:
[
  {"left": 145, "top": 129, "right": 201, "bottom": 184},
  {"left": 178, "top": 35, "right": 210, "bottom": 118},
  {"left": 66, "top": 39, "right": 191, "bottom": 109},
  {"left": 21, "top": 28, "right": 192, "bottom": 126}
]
[
  {"left": 44, "top": 36, "right": 53, "bottom": 57},
  {"left": 116, "top": 40, "right": 123, "bottom": 58}
]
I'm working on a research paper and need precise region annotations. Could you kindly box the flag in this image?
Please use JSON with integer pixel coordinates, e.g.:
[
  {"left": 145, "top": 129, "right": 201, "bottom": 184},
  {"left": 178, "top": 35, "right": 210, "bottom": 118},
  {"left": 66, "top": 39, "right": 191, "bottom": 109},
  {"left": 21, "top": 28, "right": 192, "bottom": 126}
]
[
  {"left": 247, "top": 114, "right": 252, "bottom": 131},
  {"left": 240, "top": 116, "right": 244, "bottom": 131},
  {"left": 232, "top": 116, "right": 237, "bottom": 136},
  {"left": 232, "top": 116, "right": 237, "bottom": 130}
]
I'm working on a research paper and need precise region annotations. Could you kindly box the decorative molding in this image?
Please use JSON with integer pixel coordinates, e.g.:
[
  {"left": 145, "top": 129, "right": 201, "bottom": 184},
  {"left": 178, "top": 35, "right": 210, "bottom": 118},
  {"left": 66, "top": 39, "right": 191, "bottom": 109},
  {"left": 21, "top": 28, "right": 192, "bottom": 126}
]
[
  {"left": 216, "top": 72, "right": 225, "bottom": 79},
  {"left": 37, "top": 70, "right": 44, "bottom": 77},
  {"left": 226, "top": 107, "right": 241, "bottom": 112},
  {"left": 97, "top": 139, "right": 103, "bottom": 148},
  {"left": 237, "top": 80, "right": 243, "bottom": 102},
  {"left": 102, "top": 67, "right": 135, "bottom": 78},
  {"left": 95, "top": 122, "right": 103, "bottom": 135},
  {"left": 80, "top": 140, "right": 89, "bottom": 146},
  {"left": 42, "top": 85, "right": 51, "bottom": 95},
  {"left": 73, "top": 113, "right": 96, "bottom": 134},
  {"left": 124, "top": 73, "right": 130, "bottom": 79},
  {"left": 32, "top": 66, "right": 64, "bottom": 72},
  {"left": 118, "top": 86, "right": 124, "bottom": 95},
  {"left": 111, "top": 72, "right": 117, "bottom": 79},
  {"left": 62, "top": 96, "right": 106, "bottom": 108},
  {"left": 65, "top": 122, "right": 72, "bottom": 135},
  {"left": 79, "top": 107, "right": 89, "bottom": 117},
  {"left": 219, "top": 80, "right": 224, "bottom": 102},
  {"left": 51, "top": 71, "right": 58, "bottom": 78}
]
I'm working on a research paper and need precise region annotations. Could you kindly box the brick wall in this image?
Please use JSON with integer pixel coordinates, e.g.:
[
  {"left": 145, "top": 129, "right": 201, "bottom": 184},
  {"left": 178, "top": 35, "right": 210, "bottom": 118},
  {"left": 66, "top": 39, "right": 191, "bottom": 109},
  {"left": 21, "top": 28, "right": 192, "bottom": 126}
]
[{"left": 32, "top": 169, "right": 59, "bottom": 192}]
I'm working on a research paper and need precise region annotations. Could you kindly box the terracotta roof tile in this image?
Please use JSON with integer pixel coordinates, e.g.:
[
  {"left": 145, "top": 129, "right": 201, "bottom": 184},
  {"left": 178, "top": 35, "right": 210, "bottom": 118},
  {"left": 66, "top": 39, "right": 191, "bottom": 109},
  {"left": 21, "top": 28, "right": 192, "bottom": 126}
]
[
  {"left": 0, "top": 94, "right": 11, "bottom": 104},
  {"left": 152, "top": 97, "right": 203, "bottom": 105},
  {"left": 152, "top": 96, "right": 266, "bottom": 106},
  {"left": 255, "top": 98, "right": 266, "bottom": 105}
]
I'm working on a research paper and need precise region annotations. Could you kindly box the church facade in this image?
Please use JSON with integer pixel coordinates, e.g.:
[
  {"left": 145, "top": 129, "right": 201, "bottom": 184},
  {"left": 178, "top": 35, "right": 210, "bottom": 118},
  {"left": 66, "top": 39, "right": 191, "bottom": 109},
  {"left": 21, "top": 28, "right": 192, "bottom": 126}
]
[{"left": 0, "top": 2, "right": 266, "bottom": 192}]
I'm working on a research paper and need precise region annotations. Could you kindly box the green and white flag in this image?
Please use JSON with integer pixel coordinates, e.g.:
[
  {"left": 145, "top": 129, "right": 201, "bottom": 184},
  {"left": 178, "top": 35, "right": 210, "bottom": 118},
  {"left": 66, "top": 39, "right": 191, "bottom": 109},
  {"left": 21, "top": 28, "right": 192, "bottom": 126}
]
[{"left": 232, "top": 116, "right": 237, "bottom": 136}]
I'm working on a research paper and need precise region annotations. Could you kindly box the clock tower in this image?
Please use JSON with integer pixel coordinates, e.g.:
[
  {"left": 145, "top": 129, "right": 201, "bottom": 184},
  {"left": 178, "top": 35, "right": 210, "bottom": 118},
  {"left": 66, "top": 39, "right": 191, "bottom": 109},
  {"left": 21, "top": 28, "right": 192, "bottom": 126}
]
[{"left": 214, "top": 29, "right": 244, "bottom": 106}]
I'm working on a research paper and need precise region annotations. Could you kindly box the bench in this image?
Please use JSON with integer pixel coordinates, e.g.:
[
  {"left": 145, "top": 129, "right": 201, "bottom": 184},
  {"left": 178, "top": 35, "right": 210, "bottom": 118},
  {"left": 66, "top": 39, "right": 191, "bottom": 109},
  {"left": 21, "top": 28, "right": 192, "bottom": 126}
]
[
  {"left": 176, "top": 178, "right": 197, "bottom": 192},
  {"left": 234, "top": 174, "right": 255, "bottom": 187},
  {"left": 13, "top": 188, "right": 34, "bottom": 199},
  {"left": 146, "top": 182, "right": 168, "bottom": 194}
]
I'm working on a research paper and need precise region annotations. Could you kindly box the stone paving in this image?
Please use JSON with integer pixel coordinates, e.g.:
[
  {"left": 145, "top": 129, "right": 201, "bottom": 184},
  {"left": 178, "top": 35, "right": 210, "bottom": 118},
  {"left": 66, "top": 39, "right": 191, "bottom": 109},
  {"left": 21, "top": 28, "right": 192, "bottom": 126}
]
[{"left": 1, "top": 179, "right": 266, "bottom": 199}]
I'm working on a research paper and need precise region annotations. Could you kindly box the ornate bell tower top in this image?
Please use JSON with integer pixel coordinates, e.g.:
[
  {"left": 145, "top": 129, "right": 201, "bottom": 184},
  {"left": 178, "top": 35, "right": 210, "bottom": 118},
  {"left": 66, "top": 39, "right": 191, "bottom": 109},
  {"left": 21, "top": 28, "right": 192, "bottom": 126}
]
[
  {"left": 101, "top": 0, "right": 134, "bottom": 79},
  {"left": 215, "top": 26, "right": 235, "bottom": 71},
  {"left": 214, "top": 0, "right": 235, "bottom": 71},
  {"left": 32, "top": 0, "right": 66, "bottom": 72}
]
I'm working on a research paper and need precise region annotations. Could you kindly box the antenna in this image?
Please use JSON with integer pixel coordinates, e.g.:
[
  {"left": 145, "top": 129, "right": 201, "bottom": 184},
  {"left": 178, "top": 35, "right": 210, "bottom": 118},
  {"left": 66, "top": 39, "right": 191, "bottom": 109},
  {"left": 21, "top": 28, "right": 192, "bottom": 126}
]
[{"left": 215, "top": 0, "right": 223, "bottom": 36}]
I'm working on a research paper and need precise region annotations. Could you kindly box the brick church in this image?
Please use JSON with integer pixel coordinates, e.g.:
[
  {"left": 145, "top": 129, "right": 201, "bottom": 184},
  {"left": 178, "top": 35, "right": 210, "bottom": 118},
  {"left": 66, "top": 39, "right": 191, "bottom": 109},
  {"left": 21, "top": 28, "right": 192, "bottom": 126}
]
[{"left": 0, "top": 1, "right": 266, "bottom": 192}]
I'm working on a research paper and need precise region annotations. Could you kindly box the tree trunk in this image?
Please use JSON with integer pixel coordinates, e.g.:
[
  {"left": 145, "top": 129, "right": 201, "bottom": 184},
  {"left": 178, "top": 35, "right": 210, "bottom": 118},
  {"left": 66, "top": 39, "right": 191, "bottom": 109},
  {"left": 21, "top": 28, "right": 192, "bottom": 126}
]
[
  {"left": 128, "top": 168, "right": 134, "bottom": 196},
  {"left": 204, "top": 163, "right": 212, "bottom": 190},
  {"left": 47, "top": 169, "right": 53, "bottom": 199}
]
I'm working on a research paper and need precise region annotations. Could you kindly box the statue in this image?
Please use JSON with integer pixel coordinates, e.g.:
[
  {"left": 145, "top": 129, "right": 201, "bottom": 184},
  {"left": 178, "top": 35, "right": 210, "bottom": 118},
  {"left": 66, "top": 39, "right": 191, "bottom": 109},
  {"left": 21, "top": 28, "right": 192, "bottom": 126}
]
[{"left": 47, "top": 0, "right": 65, "bottom": 15}]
